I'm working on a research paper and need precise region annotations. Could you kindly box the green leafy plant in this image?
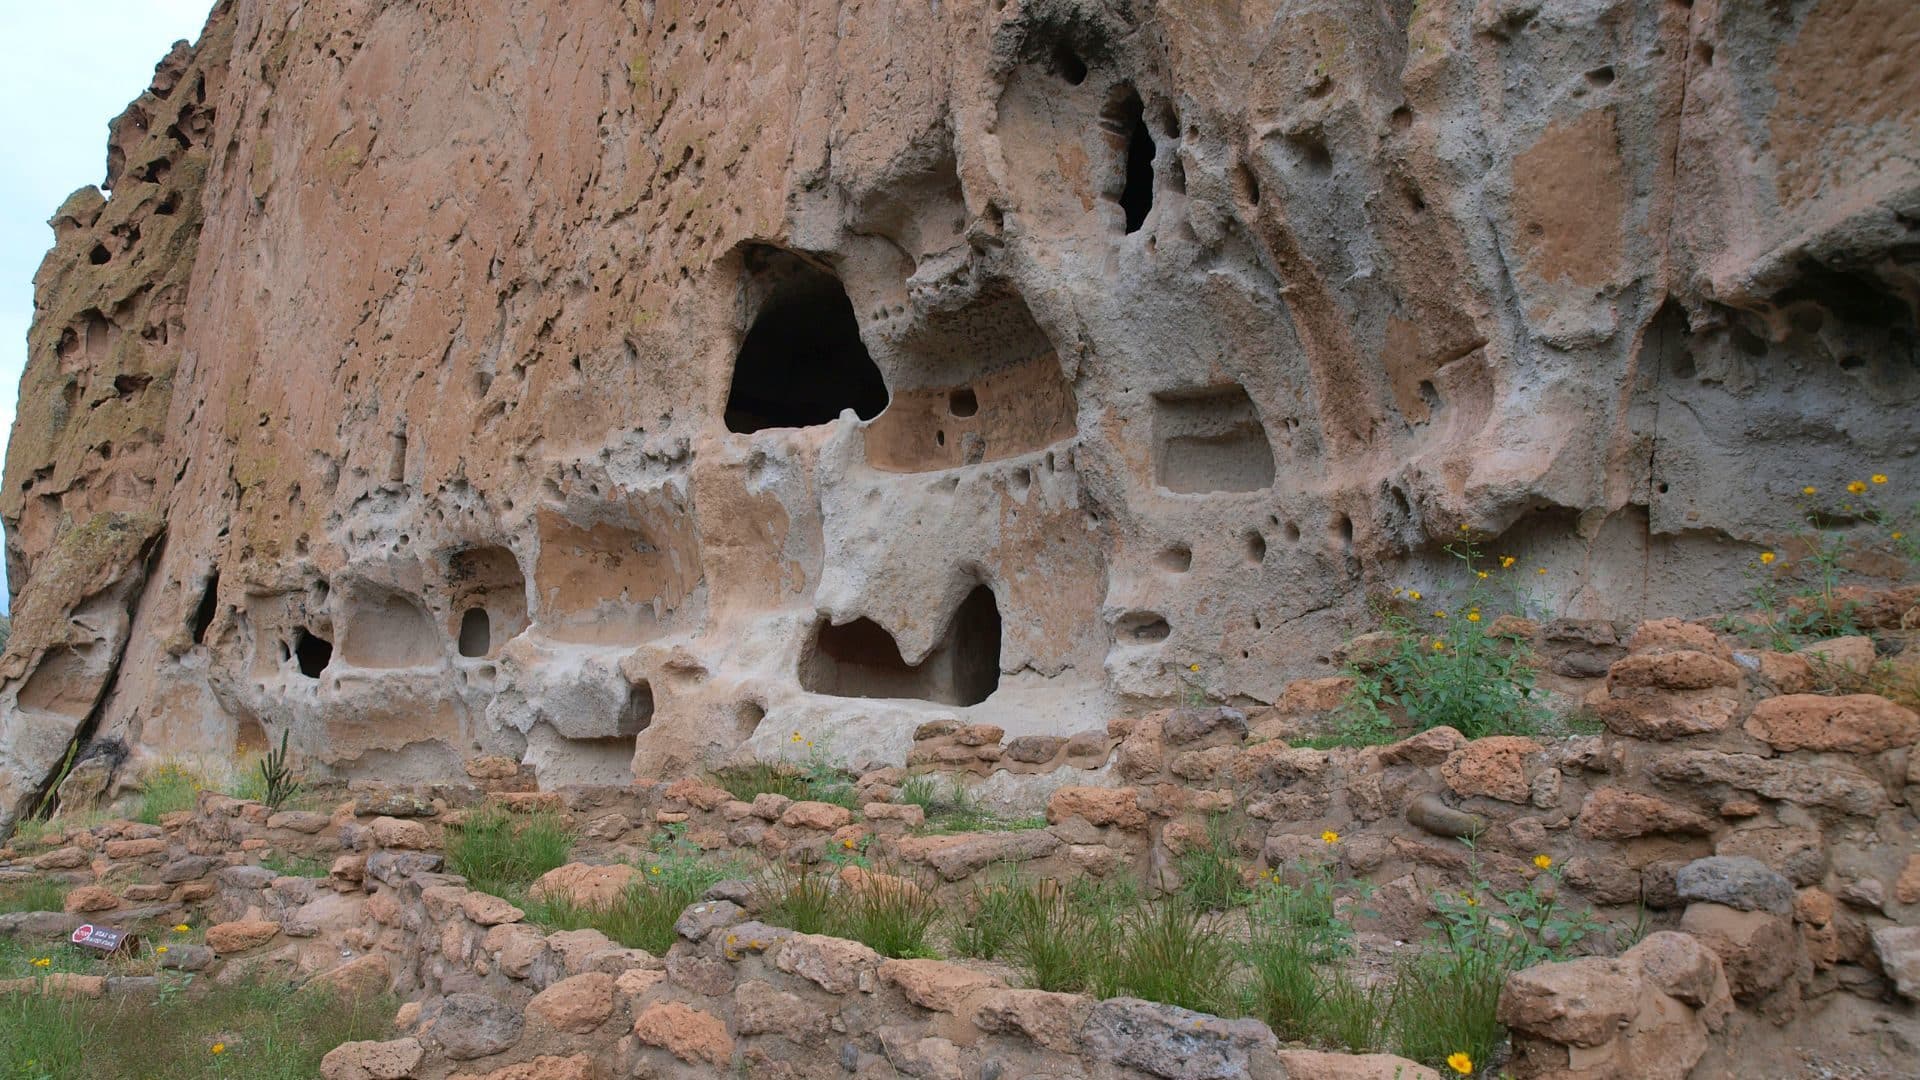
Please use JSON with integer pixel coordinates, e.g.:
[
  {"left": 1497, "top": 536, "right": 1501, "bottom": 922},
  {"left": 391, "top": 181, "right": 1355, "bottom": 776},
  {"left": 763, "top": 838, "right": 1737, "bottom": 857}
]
[
  {"left": 1337, "top": 536, "right": 1544, "bottom": 742},
  {"left": 445, "top": 805, "right": 575, "bottom": 898}
]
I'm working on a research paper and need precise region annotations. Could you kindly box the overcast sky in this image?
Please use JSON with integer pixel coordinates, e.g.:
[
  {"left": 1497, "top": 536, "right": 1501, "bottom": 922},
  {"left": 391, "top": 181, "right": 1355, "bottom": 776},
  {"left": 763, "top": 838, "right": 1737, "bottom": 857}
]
[{"left": 0, "top": 1, "right": 214, "bottom": 608}]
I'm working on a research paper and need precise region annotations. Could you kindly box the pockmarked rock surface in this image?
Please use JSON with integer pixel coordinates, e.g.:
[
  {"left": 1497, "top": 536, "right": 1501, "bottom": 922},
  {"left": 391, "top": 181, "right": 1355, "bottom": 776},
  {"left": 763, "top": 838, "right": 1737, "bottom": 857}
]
[{"left": 1, "top": 0, "right": 1916, "bottom": 821}]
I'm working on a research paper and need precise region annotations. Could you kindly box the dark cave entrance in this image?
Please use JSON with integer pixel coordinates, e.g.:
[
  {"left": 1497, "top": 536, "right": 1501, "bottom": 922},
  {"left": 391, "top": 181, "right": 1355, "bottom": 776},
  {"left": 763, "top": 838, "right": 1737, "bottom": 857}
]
[
  {"left": 724, "top": 251, "right": 889, "bottom": 433},
  {"left": 458, "top": 607, "right": 491, "bottom": 658},
  {"left": 798, "top": 584, "right": 1003, "bottom": 706},
  {"left": 1117, "top": 90, "right": 1155, "bottom": 233},
  {"left": 293, "top": 629, "right": 333, "bottom": 679},
  {"left": 189, "top": 570, "right": 219, "bottom": 645}
]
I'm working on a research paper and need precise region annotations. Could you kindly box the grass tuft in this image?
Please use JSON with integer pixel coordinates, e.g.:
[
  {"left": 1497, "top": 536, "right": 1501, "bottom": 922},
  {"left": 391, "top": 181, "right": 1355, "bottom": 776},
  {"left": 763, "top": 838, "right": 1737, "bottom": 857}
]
[
  {"left": 136, "top": 763, "right": 206, "bottom": 824},
  {"left": 0, "top": 878, "right": 69, "bottom": 915},
  {"left": 445, "top": 805, "right": 575, "bottom": 898}
]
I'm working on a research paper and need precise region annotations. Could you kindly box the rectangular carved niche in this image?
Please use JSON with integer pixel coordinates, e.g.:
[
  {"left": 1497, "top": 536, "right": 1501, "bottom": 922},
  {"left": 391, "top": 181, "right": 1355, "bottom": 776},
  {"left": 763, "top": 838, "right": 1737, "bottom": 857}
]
[{"left": 1150, "top": 385, "right": 1276, "bottom": 494}]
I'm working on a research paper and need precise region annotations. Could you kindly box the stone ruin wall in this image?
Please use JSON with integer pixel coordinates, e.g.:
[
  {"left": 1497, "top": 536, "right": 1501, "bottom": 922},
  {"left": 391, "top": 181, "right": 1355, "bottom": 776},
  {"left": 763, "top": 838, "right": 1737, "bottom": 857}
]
[{"left": 1, "top": 0, "right": 1918, "bottom": 819}]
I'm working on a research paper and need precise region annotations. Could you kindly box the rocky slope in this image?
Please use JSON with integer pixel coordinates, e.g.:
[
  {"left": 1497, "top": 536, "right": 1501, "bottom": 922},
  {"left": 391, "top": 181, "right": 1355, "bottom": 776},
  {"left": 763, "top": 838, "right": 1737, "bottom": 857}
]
[{"left": 2, "top": 0, "right": 1916, "bottom": 821}]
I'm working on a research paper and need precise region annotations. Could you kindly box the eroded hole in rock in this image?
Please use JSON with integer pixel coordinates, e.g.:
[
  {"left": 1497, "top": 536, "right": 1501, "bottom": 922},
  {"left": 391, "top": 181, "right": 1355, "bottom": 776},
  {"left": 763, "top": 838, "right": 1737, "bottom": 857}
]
[
  {"left": 341, "top": 589, "right": 439, "bottom": 668},
  {"left": 948, "top": 387, "right": 978, "bottom": 417},
  {"left": 1641, "top": 299, "right": 1694, "bottom": 381},
  {"left": 89, "top": 244, "right": 112, "bottom": 266},
  {"left": 1244, "top": 530, "right": 1268, "bottom": 564},
  {"left": 1332, "top": 514, "right": 1355, "bottom": 552},
  {"left": 736, "top": 701, "right": 766, "bottom": 738},
  {"left": 1151, "top": 385, "right": 1278, "bottom": 493},
  {"left": 448, "top": 546, "right": 529, "bottom": 658},
  {"left": 386, "top": 433, "right": 407, "bottom": 483},
  {"left": 800, "top": 585, "right": 1002, "bottom": 706},
  {"left": 1049, "top": 44, "right": 1089, "bottom": 85},
  {"left": 619, "top": 681, "right": 655, "bottom": 736},
  {"left": 724, "top": 247, "right": 888, "bottom": 433},
  {"left": 293, "top": 630, "right": 332, "bottom": 678},
  {"left": 1157, "top": 544, "right": 1193, "bottom": 573},
  {"left": 1117, "top": 612, "right": 1172, "bottom": 643},
  {"left": 1586, "top": 65, "right": 1616, "bottom": 87},
  {"left": 1290, "top": 131, "right": 1333, "bottom": 175},
  {"left": 189, "top": 570, "right": 220, "bottom": 645},
  {"left": 458, "top": 608, "right": 490, "bottom": 658},
  {"left": 1115, "top": 89, "right": 1156, "bottom": 233}
]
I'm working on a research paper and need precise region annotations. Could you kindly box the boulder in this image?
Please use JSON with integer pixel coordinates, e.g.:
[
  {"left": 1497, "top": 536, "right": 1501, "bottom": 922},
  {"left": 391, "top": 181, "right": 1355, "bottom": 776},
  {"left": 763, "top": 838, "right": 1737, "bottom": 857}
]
[
  {"left": 432, "top": 992, "right": 526, "bottom": 1060},
  {"left": 1674, "top": 856, "right": 1795, "bottom": 915},
  {"left": 1744, "top": 694, "right": 1919, "bottom": 754},
  {"left": 319, "top": 1038, "right": 424, "bottom": 1080},
  {"left": 631, "top": 1001, "right": 732, "bottom": 1067},
  {"left": 526, "top": 971, "right": 615, "bottom": 1033}
]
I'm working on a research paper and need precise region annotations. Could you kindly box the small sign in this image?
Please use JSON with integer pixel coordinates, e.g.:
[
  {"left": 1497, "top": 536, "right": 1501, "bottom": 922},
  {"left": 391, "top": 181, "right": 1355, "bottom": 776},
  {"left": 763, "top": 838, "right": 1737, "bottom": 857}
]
[{"left": 69, "top": 924, "right": 138, "bottom": 956}]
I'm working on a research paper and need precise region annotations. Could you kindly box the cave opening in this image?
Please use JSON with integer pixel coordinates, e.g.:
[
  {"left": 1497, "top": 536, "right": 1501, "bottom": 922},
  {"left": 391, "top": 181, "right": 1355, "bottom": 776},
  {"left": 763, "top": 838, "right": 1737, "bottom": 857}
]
[
  {"left": 618, "top": 681, "right": 654, "bottom": 736},
  {"left": 724, "top": 253, "right": 889, "bottom": 433},
  {"left": 458, "top": 607, "right": 490, "bottom": 658},
  {"left": 293, "top": 629, "right": 332, "bottom": 679},
  {"left": 799, "top": 583, "right": 1003, "bottom": 706},
  {"left": 189, "top": 570, "right": 220, "bottom": 645},
  {"left": 1118, "top": 90, "right": 1155, "bottom": 233}
]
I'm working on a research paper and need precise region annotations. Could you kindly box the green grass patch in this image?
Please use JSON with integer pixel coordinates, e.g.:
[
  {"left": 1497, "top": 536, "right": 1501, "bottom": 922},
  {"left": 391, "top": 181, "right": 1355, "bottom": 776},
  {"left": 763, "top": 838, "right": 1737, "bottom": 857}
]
[
  {"left": 0, "top": 977, "right": 393, "bottom": 1079},
  {"left": 259, "top": 852, "right": 330, "bottom": 878},
  {"left": 444, "top": 805, "right": 574, "bottom": 898},
  {"left": 0, "top": 878, "right": 69, "bottom": 915},
  {"left": 902, "top": 780, "right": 1047, "bottom": 834},
  {"left": 756, "top": 864, "right": 942, "bottom": 959},
  {"left": 522, "top": 824, "right": 731, "bottom": 954},
  {"left": 135, "top": 763, "right": 206, "bottom": 825}
]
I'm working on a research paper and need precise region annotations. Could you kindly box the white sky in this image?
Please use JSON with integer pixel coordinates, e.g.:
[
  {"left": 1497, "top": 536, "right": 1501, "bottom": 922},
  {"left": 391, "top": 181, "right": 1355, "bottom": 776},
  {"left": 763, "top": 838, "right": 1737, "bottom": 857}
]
[{"left": 0, "top": 1, "right": 214, "bottom": 607}]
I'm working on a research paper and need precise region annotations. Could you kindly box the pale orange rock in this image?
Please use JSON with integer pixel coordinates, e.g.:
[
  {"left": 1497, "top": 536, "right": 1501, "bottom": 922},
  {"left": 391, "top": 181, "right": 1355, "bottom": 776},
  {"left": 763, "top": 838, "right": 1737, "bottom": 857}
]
[
  {"left": 632, "top": 1001, "right": 732, "bottom": 1067},
  {"left": 1439, "top": 737, "right": 1541, "bottom": 803},
  {"left": 526, "top": 971, "right": 615, "bottom": 1033},
  {"left": 207, "top": 919, "right": 281, "bottom": 953},
  {"left": 1046, "top": 786, "right": 1148, "bottom": 830},
  {"left": 1745, "top": 694, "right": 1920, "bottom": 754}
]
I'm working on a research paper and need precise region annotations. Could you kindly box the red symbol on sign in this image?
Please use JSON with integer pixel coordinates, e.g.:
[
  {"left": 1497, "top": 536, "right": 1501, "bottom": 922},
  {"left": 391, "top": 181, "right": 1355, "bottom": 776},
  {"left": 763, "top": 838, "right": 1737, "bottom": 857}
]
[{"left": 71, "top": 924, "right": 94, "bottom": 943}]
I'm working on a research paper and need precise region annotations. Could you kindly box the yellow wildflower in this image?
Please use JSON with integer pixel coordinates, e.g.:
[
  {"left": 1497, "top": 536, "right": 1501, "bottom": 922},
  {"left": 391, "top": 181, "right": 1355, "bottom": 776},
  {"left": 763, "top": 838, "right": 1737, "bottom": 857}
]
[
  {"left": 1894, "top": 532, "right": 1906, "bottom": 541},
  {"left": 1432, "top": 640, "right": 1446, "bottom": 651},
  {"left": 1533, "top": 854, "right": 1553, "bottom": 870},
  {"left": 156, "top": 946, "right": 169, "bottom": 955},
  {"left": 1536, "top": 567, "right": 1546, "bottom": 575},
  {"left": 1466, "top": 611, "right": 1481, "bottom": 622},
  {"left": 1458, "top": 523, "right": 1470, "bottom": 532},
  {"left": 1188, "top": 663, "right": 1201, "bottom": 672},
  {"left": 1802, "top": 485, "right": 1818, "bottom": 496},
  {"left": 1759, "top": 552, "right": 1776, "bottom": 565},
  {"left": 173, "top": 924, "right": 191, "bottom": 933},
  {"left": 648, "top": 865, "right": 661, "bottom": 875},
  {"left": 790, "top": 732, "right": 804, "bottom": 743},
  {"left": 1447, "top": 1052, "right": 1473, "bottom": 1074},
  {"left": 843, "top": 838, "right": 856, "bottom": 849},
  {"left": 1433, "top": 610, "right": 1447, "bottom": 619},
  {"left": 1499, "top": 556, "right": 1516, "bottom": 569},
  {"left": 1848, "top": 480, "right": 1868, "bottom": 495},
  {"left": 1464, "top": 896, "right": 1479, "bottom": 907},
  {"left": 1476, "top": 570, "right": 1488, "bottom": 580},
  {"left": 1321, "top": 830, "right": 1340, "bottom": 844},
  {"left": 31, "top": 958, "right": 50, "bottom": 968},
  {"left": 211, "top": 1044, "right": 226, "bottom": 1055},
  {"left": 1407, "top": 590, "right": 1422, "bottom": 601},
  {"left": 1872, "top": 474, "right": 1888, "bottom": 484}
]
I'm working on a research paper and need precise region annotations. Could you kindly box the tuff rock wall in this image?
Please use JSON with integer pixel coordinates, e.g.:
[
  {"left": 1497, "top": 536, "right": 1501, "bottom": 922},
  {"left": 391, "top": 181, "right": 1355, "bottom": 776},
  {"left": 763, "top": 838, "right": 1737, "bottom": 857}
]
[{"left": 1, "top": 0, "right": 1916, "bottom": 824}]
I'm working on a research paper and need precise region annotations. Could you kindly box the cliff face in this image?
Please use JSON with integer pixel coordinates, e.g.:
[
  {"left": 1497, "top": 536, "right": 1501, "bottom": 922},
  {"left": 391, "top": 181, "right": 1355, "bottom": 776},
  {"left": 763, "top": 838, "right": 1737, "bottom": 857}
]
[{"left": 2, "top": 0, "right": 1915, "bottom": 822}]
